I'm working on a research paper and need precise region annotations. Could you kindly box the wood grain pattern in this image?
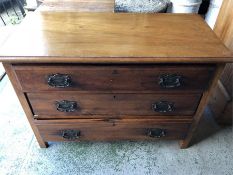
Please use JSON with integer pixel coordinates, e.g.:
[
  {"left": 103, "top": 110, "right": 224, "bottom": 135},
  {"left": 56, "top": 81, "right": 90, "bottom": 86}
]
[
  {"left": 27, "top": 92, "right": 201, "bottom": 117},
  {"left": 218, "top": 101, "right": 232, "bottom": 125},
  {"left": 214, "top": 0, "right": 233, "bottom": 94},
  {"left": 1, "top": 13, "right": 231, "bottom": 148},
  {"left": 0, "top": 13, "right": 232, "bottom": 63},
  {"left": 214, "top": 0, "right": 233, "bottom": 51},
  {"left": 35, "top": 119, "right": 191, "bottom": 141},
  {"left": 209, "top": 0, "right": 233, "bottom": 125},
  {"left": 208, "top": 80, "right": 231, "bottom": 117},
  {"left": 180, "top": 64, "right": 226, "bottom": 148},
  {"left": 220, "top": 64, "right": 233, "bottom": 95},
  {"left": 13, "top": 64, "right": 215, "bottom": 92},
  {"left": 37, "top": 0, "right": 114, "bottom": 12}
]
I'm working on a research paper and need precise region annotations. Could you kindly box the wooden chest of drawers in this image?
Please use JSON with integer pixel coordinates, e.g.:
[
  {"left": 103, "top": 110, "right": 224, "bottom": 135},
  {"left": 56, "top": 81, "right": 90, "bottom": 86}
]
[{"left": 0, "top": 13, "right": 232, "bottom": 148}]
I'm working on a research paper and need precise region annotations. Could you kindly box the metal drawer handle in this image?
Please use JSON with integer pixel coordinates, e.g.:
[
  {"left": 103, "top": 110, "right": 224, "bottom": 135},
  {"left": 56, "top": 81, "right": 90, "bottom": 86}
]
[
  {"left": 56, "top": 100, "right": 78, "bottom": 112},
  {"left": 62, "top": 129, "right": 81, "bottom": 140},
  {"left": 147, "top": 128, "right": 166, "bottom": 138},
  {"left": 47, "top": 73, "right": 72, "bottom": 88},
  {"left": 159, "top": 74, "right": 182, "bottom": 88},
  {"left": 152, "top": 101, "right": 174, "bottom": 113}
]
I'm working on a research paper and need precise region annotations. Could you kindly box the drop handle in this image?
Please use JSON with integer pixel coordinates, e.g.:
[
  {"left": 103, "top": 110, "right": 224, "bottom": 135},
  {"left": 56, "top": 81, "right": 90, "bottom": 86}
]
[
  {"left": 152, "top": 101, "right": 174, "bottom": 113},
  {"left": 159, "top": 74, "right": 183, "bottom": 88},
  {"left": 47, "top": 73, "right": 72, "bottom": 88},
  {"left": 56, "top": 100, "right": 79, "bottom": 112},
  {"left": 62, "top": 129, "right": 81, "bottom": 140},
  {"left": 147, "top": 128, "right": 166, "bottom": 138}
]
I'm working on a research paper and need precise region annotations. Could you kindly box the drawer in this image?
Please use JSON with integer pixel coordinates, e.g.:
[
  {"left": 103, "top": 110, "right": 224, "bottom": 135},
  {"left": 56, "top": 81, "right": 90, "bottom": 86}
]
[
  {"left": 13, "top": 64, "right": 215, "bottom": 92},
  {"left": 35, "top": 119, "right": 191, "bottom": 141},
  {"left": 27, "top": 92, "right": 201, "bottom": 118}
]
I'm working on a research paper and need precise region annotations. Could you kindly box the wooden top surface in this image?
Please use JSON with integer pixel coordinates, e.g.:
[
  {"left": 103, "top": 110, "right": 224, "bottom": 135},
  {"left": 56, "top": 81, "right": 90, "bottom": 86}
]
[
  {"left": 37, "top": 0, "right": 114, "bottom": 12},
  {"left": 0, "top": 12, "right": 232, "bottom": 63}
]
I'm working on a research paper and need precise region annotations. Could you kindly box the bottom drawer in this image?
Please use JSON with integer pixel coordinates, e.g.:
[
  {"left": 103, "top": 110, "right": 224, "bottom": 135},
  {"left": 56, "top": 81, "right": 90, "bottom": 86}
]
[{"left": 35, "top": 119, "right": 191, "bottom": 141}]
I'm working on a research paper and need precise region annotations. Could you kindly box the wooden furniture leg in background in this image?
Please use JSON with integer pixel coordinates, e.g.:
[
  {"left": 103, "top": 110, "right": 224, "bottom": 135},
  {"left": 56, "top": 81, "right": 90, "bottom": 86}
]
[{"left": 209, "top": 0, "right": 233, "bottom": 125}]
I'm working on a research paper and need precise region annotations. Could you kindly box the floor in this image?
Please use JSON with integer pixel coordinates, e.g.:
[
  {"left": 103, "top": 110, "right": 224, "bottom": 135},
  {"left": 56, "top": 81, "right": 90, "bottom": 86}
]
[
  {"left": 0, "top": 75, "right": 232, "bottom": 175},
  {"left": 0, "top": 26, "right": 13, "bottom": 82},
  {"left": 0, "top": 63, "right": 5, "bottom": 81},
  {"left": 0, "top": 1, "right": 25, "bottom": 80}
]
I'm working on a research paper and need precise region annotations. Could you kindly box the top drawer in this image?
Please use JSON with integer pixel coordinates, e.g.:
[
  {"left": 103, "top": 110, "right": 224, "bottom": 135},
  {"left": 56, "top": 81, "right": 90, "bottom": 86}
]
[{"left": 13, "top": 64, "right": 215, "bottom": 92}]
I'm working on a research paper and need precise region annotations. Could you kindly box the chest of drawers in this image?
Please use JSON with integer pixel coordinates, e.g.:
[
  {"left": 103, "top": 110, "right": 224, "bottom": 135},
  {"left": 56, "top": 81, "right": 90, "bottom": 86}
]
[{"left": 0, "top": 13, "right": 232, "bottom": 148}]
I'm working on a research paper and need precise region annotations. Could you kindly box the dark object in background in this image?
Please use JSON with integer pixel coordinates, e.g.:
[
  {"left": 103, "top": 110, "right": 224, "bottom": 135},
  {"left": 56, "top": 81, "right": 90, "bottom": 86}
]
[
  {"left": 198, "top": 0, "right": 210, "bottom": 15},
  {"left": 16, "top": 0, "right": 26, "bottom": 16},
  {"left": 0, "top": 0, "right": 26, "bottom": 25},
  {"left": 0, "top": 14, "right": 6, "bottom": 25}
]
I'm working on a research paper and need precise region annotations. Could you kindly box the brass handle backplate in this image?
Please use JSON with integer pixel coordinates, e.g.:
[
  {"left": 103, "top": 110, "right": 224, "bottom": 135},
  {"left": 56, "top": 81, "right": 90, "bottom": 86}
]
[
  {"left": 47, "top": 73, "right": 72, "bottom": 88},
  {"left": 56, "top": 100, "right": 78, "bottom": 112},
  {"left": 62, "top": 129, "right": 81, "bottom": 140},
  {"left": 159, "top": 74, "right": 182, "bottom": 88},
  {"left": 152, "top": 101, "right": 174, "bottom": 113},
  {"left": 147, "top": 128, "right": 166, "bottom": 138}
]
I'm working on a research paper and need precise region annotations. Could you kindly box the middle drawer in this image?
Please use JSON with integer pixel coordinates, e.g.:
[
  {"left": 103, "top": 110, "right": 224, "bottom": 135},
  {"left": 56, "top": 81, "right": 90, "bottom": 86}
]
[{"left": 27, "top": 92, "right": 201, "bottom": 118}]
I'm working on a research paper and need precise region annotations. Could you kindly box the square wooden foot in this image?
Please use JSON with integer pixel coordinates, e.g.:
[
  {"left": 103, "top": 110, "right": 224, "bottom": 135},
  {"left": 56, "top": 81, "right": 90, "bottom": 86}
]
[
  {"left": 38, "top": 141, "right": 49, "bottom": 148},
  {"left": 179, "top": 140, "right": 190, "bottom": 149}
]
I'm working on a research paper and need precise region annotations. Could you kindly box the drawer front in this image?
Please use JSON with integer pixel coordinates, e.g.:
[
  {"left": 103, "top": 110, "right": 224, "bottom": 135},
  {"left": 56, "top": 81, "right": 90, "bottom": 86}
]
[
  {"left": 27, "top": 92, "right": 201, "bottom": 118},
  {"left": 14, "top": 64, "right": 215, "bottom": 92},
  {"left": 35, "top": 119, "right": 191, "bottom": 141}
]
